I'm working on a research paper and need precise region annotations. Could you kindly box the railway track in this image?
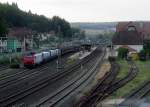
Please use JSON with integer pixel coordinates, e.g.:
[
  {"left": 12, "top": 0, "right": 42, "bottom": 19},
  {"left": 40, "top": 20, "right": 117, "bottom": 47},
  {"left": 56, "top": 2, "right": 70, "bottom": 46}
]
[
  {"left": 77, "top": 61, "right": 139, "bottom": 107},
  {"left": 0, "top": 50, "right": 76, "bottom": 82},
  {"left": 101, "top": 61, "right": 138, "bottom": 100},
  {"left": 119, "top": 81, "right": 150, "bottom": 107},
  {"left": 34, "top": 48, "right": 104, "bottom": 107},
  {"left": 90, "top": 61, "right": 138, "bottom": 107},
  {"left": 0, "top": 65, "right": 9, "bottom": 71},
  {"left": 77, "top": 62, "right": 120, "bottom": 107},
  {"left": 0, "top": 47, "right": 102, "bottom": 106},
  {"left": 0, "top": 66, "right": 48, "bottom": 87},
  {"left": 128, "top": 81, "right": 150, "bottom": 99},
  {"left": 0, "top": 52, "right": 70, "bottom": 85},
  {"left": 94, "top": 61, "right": 139, "bottom": 107},
  {"left": 0, "top": 52, "right": 72, "bottom": 89},
  {"left": 0, "top": 53, "right": 75, "bottom": 104},
  {"left": 0, "top": 49, "right": 77, "bottom": 84}
]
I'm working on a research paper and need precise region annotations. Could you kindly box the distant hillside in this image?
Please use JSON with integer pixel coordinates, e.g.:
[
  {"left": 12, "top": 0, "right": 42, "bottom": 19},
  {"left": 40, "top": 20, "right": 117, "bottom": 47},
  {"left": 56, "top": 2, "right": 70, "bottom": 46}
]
[
  {"left": 71, "top": 22, "right": 117, "bottom": 36},
  {"left": 71, "top": 22, "right": 117, "bottom": 30}
]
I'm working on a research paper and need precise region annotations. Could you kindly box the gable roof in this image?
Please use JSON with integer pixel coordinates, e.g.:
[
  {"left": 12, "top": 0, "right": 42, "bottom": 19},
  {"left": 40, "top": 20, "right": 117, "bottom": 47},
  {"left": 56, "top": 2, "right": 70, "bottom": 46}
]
[
  {"left": 113, "top": 31, "right": 143, "bottom": 45},
  {"left": 8, "top": 27, "right": 34, "bottom": 41},
  {"left": 113, "top": 21, "right": 150, "bottom": 45},
  {"left": 117, "top": 21, "right": 150, "bottom": 36}
]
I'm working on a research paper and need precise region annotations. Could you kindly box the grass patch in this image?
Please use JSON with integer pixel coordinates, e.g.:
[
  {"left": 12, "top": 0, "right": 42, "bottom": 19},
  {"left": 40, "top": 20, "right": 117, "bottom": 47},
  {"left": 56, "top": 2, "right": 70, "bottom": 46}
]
[
  {"left": 0, "top": 56, "right": 10, "bottom": 64},
  {"left": 0, "top": 68, "right": 22, "bottom": 79},
  {"left": 0, "top": 53, "right": 23, "bottom": 65},
  {"left": 117, "top": 60, "right": 130, "bottom": 79},
  {"left": 109, "top": 60, "right": 150, "bottom": 99},
  {"left": 66, "top": 53, "right": 79, "bottom": 65},
  {"left": 66, "top": 58, "right": 77, "bottom": 65}
]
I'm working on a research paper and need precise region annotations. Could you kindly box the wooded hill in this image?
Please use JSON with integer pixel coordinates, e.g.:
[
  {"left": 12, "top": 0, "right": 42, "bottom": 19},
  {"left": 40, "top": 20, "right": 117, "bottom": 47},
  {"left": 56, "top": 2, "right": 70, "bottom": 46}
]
[{"left": 0, "top": 2, "right": 73, "bottom": 38}]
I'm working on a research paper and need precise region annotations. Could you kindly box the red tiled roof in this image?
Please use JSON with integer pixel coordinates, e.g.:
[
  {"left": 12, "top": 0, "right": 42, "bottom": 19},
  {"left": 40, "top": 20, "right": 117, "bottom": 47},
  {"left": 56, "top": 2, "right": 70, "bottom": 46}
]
[
  {"left": 113, "top": 21, "right": 150, "bottom": 45},
  {"left": 120, "top": 45, "right": 137, "bottom": 52},
  {"left": 113, "top": 31, "right": 143, "bottom": 45},
  {"left": 117, "top": 21, "right": 150, "bottom": 35},
  {"left": 8, "top": 27, "right": 34, "bottom": 40}
]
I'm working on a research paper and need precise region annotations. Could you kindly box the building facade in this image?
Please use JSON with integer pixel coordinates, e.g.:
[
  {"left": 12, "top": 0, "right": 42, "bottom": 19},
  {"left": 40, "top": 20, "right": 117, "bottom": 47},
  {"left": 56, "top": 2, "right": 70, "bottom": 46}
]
[
  {"left": 0, "top": 37, "right": 7, "bottom": 53},
  {"left": 113, "top": 21, "right": 150, "bottom": 55},
  {"left": 7, "top": 39, "right": 21, "bottom": 52}
]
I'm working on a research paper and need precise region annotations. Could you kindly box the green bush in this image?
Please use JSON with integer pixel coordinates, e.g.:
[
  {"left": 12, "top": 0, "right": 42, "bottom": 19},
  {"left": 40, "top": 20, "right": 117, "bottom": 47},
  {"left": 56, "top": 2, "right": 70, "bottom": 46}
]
[
  {"left": 0, "top": 54, "right": 22, "bottom": 65},
  {"left": 139, "top": 49, "right": 147, "bottom": 61},
  {"left": 13, "top": 55, "right": 22, "bottom": 63},
  {"left": 143, "top": 40, "right": 150, "bottom": 54},
  {"left": 10, "top": 63, "right": 20, "bottom": 68},
  {"left": 118, "top": 47, "right": 129, "bottom": 59},
  {"left": 0, "top": 56, "right": 10, "bottom": 64}
]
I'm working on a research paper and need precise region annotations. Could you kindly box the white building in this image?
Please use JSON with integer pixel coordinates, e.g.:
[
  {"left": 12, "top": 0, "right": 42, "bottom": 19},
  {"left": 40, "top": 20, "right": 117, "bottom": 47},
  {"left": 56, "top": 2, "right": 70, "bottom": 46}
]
[
  {"left": 112, "top": 21, "right": 150, "bottom": 56},
  {"left": 114, "top": 45, "right": 143, "bottom": 53},
  {"left": 0, "top": 38, "right": 7, "bottom": 53}
]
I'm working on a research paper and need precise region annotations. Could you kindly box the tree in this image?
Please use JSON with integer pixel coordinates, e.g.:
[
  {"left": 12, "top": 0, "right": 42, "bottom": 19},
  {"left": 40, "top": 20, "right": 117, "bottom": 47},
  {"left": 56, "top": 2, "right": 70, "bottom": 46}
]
[
  {"left": 51, "top": 16, "right": 72, "bottom": 38},
  {"left": 139, "top": 49, "right": 147, "bottom": 61},
  {"left": 143, "top": 40, "right": 150, "bottom": 55},
  {"left": 0, "top": 3, "right": 78, "bottom": 40},
  {"left": 71, "top": 27, "right": 85, "bottom": 40},
  {"left": 118, "top": 47, "right": 129, "bottom": 59},
  {"left": 0, "top": 18, "right": 8, "bottom": 37},
  {"left": 0, "top": 3, "right": 70, "bottom": 34},
  {"left": 79, "top": 30, "right": 85, "bottom": 39}
]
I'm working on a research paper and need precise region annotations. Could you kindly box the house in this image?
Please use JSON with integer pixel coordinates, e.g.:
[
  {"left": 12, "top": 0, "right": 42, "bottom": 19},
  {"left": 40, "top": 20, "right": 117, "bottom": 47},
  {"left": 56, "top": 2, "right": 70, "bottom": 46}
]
[
  {"left": 8, "top": 27, "right": 34, "bottom": 51},
  {"left": 7, "top": 38, "right": 21, "bottom": 52},
  {"left": 119, "top": 45, "right": 139, "bottom": 60},
  {"left": 113, "top": 21, "right": 150, "bottom": 55},
  {"left": 0, "top": 27, "right": 57, "bottom": 53},
  {"left": 0, "top": 37, "right": 7, "bottom": 53}
]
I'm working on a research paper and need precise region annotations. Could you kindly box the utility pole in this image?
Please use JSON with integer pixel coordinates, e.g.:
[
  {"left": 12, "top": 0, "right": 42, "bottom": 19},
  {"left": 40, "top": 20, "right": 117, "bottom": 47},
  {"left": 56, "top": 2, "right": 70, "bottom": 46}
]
[
  {"left": 31, "top": 35, "right": 33, "bottom": 50},
  {"left": 0, "top": 37, "right": 2, "bottom": 53},
  {"left": 57, "top": 26, "right": 62, "bottom": 71},
  {"left": 23, "top": 36, "right": 26, "bottom": 53}
]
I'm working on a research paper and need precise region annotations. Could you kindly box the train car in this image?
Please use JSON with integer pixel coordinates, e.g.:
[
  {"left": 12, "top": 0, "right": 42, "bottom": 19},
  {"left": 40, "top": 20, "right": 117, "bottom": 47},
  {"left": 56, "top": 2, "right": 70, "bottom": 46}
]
[
  {"left": 50, "top": 49, "right": 57, "bottom": 57},
  {"left": 56, "top": 49, "right": 61, "bottom": 55},
  {"left": 24, "top": 46, "right": 79, "bottom": 68},
  {"left": 61, "top": 46, "right": 73, "bottom": 55},
  {"left": 35, "top": 53, "right": 43, "bottom": 64},
  {"left": 42, "top": 51, "right": 50, "bottom": 62},
  {"left": 24, "top": 53, "right": 43, "bottom": 68}
]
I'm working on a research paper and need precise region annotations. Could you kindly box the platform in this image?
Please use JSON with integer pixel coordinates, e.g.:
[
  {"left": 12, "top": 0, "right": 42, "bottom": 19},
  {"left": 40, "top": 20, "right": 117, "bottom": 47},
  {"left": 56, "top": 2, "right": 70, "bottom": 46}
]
[
  {"left": 79, "top": 47, "right": 97, "bottom": 59},
  {"left": 68, "top": 47, "right": 97, "bottom": 61}
]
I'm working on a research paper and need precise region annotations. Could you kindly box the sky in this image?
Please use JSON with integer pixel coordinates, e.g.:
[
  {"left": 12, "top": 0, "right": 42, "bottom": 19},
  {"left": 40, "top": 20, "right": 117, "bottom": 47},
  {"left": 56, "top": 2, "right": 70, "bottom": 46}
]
[{"left": 1, "top": 0, "right": 150, "bottom": 22}]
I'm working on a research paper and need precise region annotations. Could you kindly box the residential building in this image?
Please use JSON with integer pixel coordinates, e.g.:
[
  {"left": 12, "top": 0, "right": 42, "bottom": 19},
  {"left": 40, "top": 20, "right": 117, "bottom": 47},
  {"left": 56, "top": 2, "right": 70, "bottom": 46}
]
[
  {"left": 0, "top": 37, "right": 7, "bottom": 53},
  {"left": 113, "top": 21, "right": 150, "bottom": 55}
]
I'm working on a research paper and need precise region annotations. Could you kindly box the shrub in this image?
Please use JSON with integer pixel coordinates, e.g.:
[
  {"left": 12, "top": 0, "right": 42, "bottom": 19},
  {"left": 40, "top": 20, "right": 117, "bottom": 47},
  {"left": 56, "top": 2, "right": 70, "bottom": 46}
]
[
  {"left": 10, "top": 63, "right": 20, "bottom": 68},
  {"left": 108, "top": 56, "right": 116, "bottom": 62},
  {"left": 118, "top": 47, "right": 129, "bottom": 59},
  {"left": 139, "top": 49, "right": 147, "bottom": 61},
  {"left": 131, "top": 53, "right": 139, "bottom": 60},
  {"left": 0, "top": 56, "right": 10, "bottom": 64},
  {"left": 67, "top": 58, "right": 76, "bottom": 65}
]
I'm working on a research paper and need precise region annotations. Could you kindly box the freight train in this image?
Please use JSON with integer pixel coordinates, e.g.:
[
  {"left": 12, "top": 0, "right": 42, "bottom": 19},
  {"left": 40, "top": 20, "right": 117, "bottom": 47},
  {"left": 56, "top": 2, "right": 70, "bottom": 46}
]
[{"left": 23, "top": 46, "right": 79, "bottom": 68}]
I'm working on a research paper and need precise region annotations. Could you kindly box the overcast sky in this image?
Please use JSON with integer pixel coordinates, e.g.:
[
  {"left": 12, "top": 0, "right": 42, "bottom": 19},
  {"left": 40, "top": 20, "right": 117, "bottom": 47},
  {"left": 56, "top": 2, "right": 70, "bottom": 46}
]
[{"left": 1, "top": 0, "right": 150, "bottom": 22}]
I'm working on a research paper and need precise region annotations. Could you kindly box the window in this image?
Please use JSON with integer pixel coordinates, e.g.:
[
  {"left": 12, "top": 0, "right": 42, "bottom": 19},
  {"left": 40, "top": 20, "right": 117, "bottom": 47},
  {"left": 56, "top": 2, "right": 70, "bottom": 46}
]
[{"left": 127, "top": 26, "right": 136, "bottom": 31}]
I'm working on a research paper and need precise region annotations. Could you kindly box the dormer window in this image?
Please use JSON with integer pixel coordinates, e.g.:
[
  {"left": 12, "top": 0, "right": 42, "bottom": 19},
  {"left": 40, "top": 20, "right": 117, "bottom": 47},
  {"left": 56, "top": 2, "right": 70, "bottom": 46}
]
[{"left": 127, "top": 26, "right": 136, "bottom": 31}]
